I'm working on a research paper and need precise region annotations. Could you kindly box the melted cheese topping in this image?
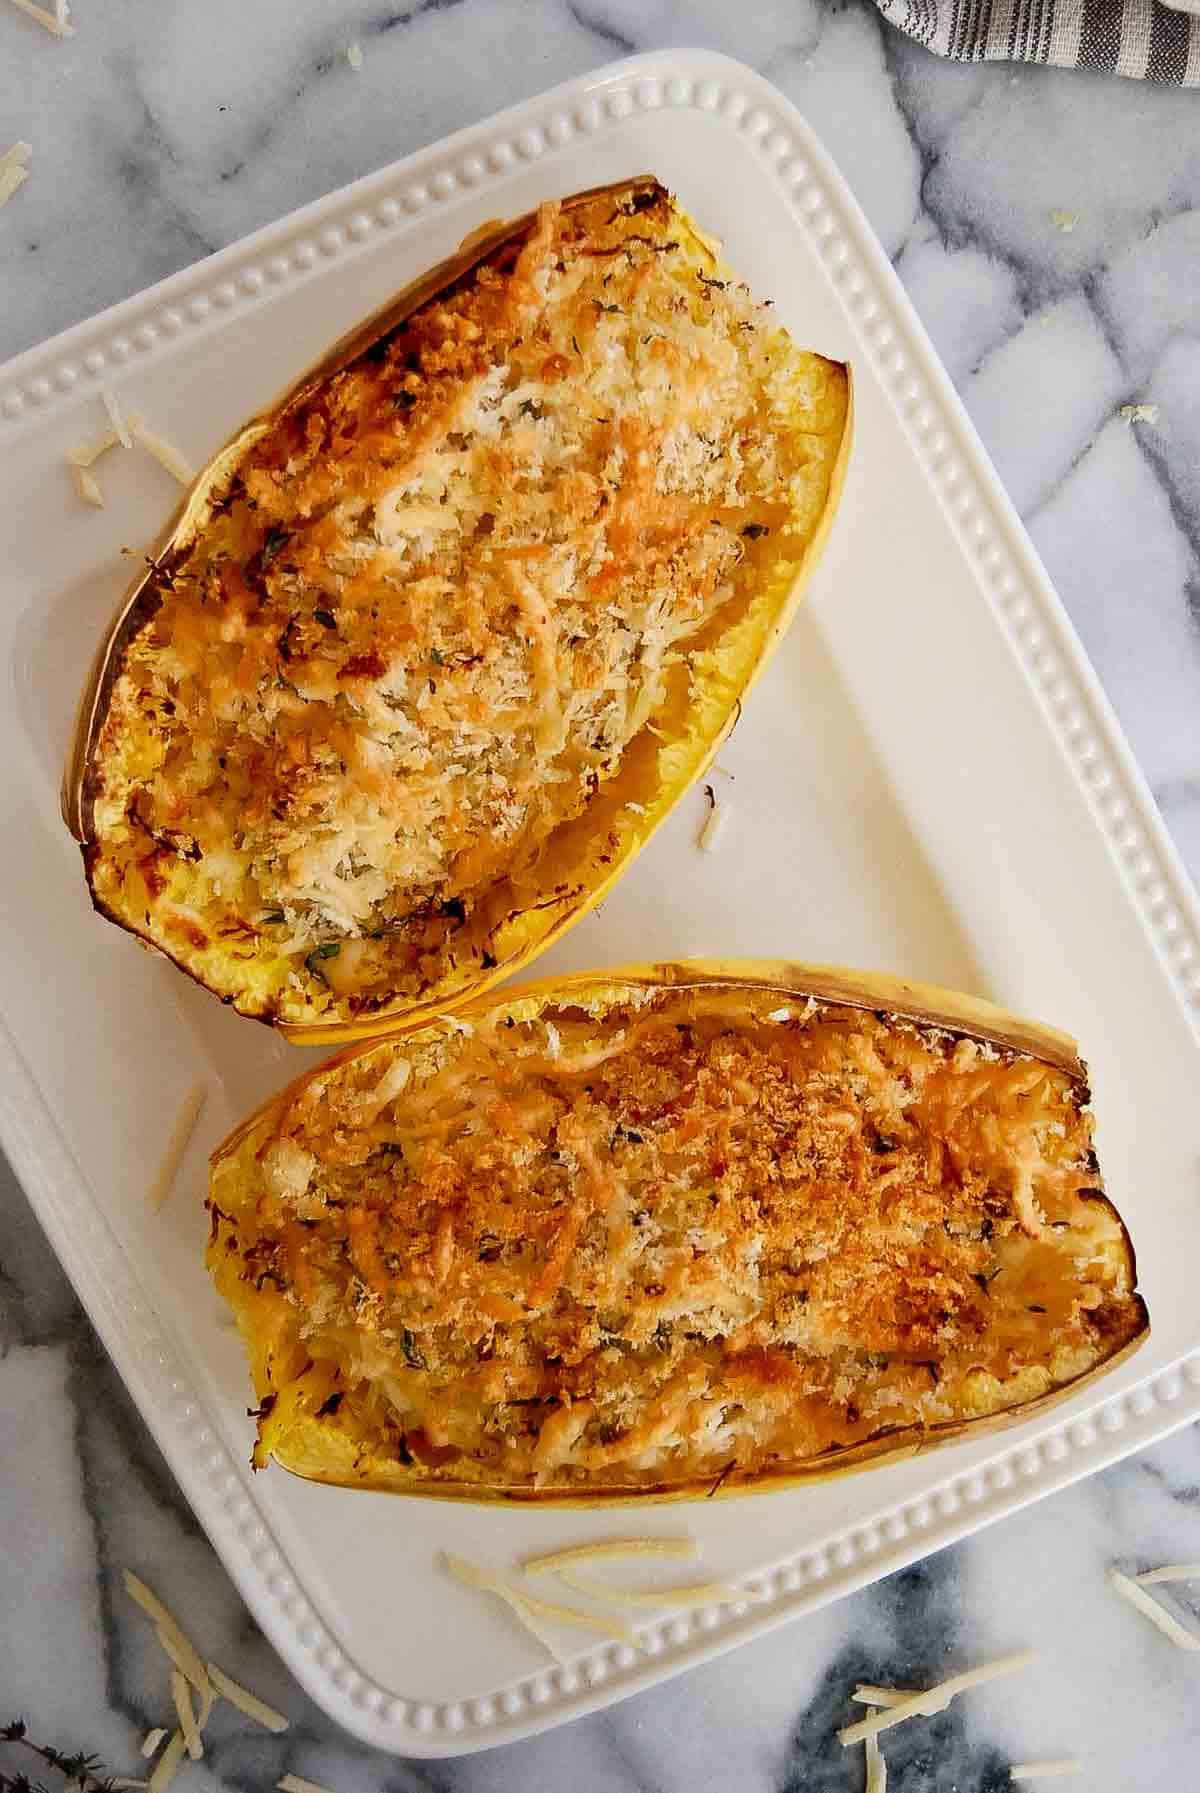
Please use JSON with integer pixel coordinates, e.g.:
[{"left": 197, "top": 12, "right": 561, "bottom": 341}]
[
  {"left": 87, "top": 188, "right": 847, "bottom": 1026},
  {"left": 208, "top": 989, "right": 1143, "bottom": 1494}
]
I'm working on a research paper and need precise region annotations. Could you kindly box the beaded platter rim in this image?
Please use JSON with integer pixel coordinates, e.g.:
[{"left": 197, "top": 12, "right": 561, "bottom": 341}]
[{"left": 2, "top": 49, "right": 1199, "bottom": 1757}]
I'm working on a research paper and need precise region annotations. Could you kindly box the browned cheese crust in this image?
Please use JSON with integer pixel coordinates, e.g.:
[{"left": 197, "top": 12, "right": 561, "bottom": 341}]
[
  {"left": 78, "top": 185, "right": 849, "bottom": 1031},
  {"left": 207, "top": 973, "right": 1146, "bottom": 1499}
]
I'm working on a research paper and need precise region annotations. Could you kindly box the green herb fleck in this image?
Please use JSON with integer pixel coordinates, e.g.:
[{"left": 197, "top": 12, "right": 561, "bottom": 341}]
[
  {"left": 741, "top": 522, "right": 770, "bottom": 541},
  {"left": 305, "top": 942, "right": 341, "bottom": 977},
  {"left": 261, "top": 527, "right": 290, "bottom": 565},
  {"left": 313, "top": 607, "right": 337, "bottom": 629},
  {"left": 402, "top": 1328, "right": 428, "bottom": 1370}
]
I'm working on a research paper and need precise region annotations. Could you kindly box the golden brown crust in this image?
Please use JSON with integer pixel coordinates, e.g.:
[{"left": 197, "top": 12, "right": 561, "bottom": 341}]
[
  {"left": 66, "top": 182, "right": 851, "bottom": 1040},
  {"left": 207, "top": 962, "right": 1147, "bottom": 1502}
]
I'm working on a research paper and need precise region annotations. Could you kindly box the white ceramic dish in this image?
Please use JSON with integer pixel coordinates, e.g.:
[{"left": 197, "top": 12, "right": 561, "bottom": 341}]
[{"left": 1, "top": 49, "right": 1198, "bottom": 1758}]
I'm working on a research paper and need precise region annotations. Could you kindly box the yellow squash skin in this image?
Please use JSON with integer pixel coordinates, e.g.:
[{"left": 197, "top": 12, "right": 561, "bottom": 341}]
[
  {"left": 64, "top": 182, "right": 852, "bottom": 1043},
  {"left": 207, "top": 961, "right": 1148, "bottom": 1504}
]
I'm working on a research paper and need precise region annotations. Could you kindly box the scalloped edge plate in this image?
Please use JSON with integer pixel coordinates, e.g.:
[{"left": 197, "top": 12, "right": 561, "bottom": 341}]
[{"left": 2, "top": 50, "right": 1199, "bottom": 1756}]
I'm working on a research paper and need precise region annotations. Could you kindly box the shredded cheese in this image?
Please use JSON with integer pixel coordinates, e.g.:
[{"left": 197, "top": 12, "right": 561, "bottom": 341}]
[
  {"left": 697, "top": 798, "right": 730, "bottom": 853},
  {"left": 122, "top": 1569, "right": 214, "bottom": 1701},
  {"left": 141, "top": 1731, "right": 167, "bottom": 1760},
  {"left": 1009, "top": 1765, "right": 1082, "bottom": 1782},
  {"left": 1049, "top": 210, "right": 1078, "bottom": 234},
  {"left": 865, "top": 1722, "right": 887, "bottom": 1793},
  {"left": 6, "top": 0, "right": 72, "bottom": 36},
  {"left": 206, "top": 1660, "right": 290, "bottom": 1732},
  {"left": 1136, "top": 1562, "right": 1200, "bottom": 1584},
  {"left": 838, "top": 1652, "right": 1035, "bottom": 1748},
  {"left": 0, "top": 140, "right": 30, "bottom": 209},
  {"left": 1109, "top": 1568, "right": 1200, "bottom": 1650},
  {"left": 170, "top": 1669, "right": 204, "bottom": 1761},
  {"left": 68, "top": 428, "right": 120, "bottom": 469},
  {"left": 155, "top": 1624, "right": 213, "bottom": 1701},
  {"left": 71, "top": 463, "right": 105, "bottom": 509},
  {"left": 523, "top": 1538, "right": 698, "bottom": 1574},
  {"left": 852, "top": 1684, "right": 928, "bottom": 1709},
  {"left": 128, "top": 412, "right": 194, "bottom": 485},
  {"left": 102, "top": 382, "right": 133, "bottom": 448},
  {"left": 146, "top": 1732, "right": 186, "bottom": 1793},
  {"left": 444, "top": 1552, "right": 639, "bottom": 1651},
  {"left": 346, "top": 40, "right": 363, "bottom": 68},
  {"left": 554, "top": 1565, "right": 740, "bottom": 1608},
  {"left": 1118, "top": 403, "right": 1159, "bottom": 426},
  {"left": 278, "top": 1778, "right": 337, "bottom": 1793},
  {"left": 148, "top": 1081, "right": 207, "bottom": 1211}
]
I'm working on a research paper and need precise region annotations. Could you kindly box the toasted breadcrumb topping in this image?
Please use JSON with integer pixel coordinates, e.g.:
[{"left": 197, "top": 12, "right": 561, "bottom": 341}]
[
  {"left": 209, "top": 988, "right": 1141, "bottom": 1493},
  {"left": 88, "top": 188, "right": 846, "bottom": 1026}
]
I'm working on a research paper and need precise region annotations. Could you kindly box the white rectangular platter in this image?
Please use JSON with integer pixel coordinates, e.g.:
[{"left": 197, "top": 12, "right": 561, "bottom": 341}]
[{"left": 1, "top": 49, "right": 1198, "bottom": 1759}]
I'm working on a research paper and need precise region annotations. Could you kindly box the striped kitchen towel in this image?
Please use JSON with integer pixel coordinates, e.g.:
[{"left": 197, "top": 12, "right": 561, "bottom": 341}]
[{"left": 874, "top": 0, "right": 1200, "bottom": 81}]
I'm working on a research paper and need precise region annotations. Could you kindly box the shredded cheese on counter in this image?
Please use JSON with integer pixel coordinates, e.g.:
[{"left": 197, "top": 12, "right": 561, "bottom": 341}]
[
  {"left": 145, "top": 1732, "right": 185, "bottom": 1793},
  {"left": 0, "top": 140, "right": 31, "bottom": 209},
  {"left": 154, "top": 1625, "right": 211, "bottom": 1701},
  {"left": 865, "top": 1723, "right": 887, "bottom": 1793},
  {"left": 6, "top": 0, "right": 72, "bottom": 36},
  {"left": 1109, "top": 1567, "right": 1200, "bottom": 1649},
  {"left": 170, "top": 1671, "right": 203, "bottom": 1761},
  {"left": 122, "top": 1569, "right": 213, "bottom": 1700},
  {"left": 852, "top": 1684, "right": 926, "bottom": 1709},
  {"left": 1136, "top": 1562, "right": 1200, "bottom": 1584},
  {"left": 839, "top": 1652, "right": 1035, "bottom": 1748},
  {"left": 206, "top": 1660, "right": 290, "bottom": 1732}
]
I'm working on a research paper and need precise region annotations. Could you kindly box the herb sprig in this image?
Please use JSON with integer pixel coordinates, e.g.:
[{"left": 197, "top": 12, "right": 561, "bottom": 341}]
[{"left": 0, "top": 1723, "right": 119, "bottom": 1793}]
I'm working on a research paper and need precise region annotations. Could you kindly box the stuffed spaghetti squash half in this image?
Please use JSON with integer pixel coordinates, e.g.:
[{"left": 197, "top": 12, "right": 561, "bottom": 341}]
[
  {"left": 207, "top": 962, "right": 1147, "bottom": 1502},
  {"left": 65, "top": 180, "right": 851, "bottom": 1041}
]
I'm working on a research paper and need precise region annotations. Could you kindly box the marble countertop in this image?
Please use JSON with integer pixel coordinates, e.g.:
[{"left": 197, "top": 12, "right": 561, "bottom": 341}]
[{"left": 3, "top": 2, "right": 1200, "bottom": 1788}]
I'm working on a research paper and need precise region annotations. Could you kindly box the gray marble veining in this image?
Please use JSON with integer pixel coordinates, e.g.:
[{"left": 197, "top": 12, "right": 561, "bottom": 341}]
[{"left": 3, "top": 1, "right": 1200, "bottom": 1787}]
